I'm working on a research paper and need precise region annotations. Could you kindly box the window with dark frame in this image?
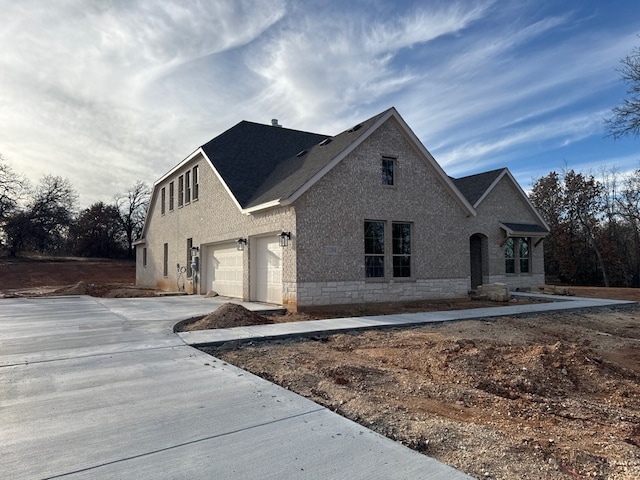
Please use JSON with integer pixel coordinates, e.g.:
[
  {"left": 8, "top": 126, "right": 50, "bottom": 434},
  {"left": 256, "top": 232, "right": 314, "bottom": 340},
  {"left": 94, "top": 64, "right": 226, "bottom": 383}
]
[
  {"left": 163, "top": 243, "right": 168, "bottom": 277},
  {"left": 161, "top": 187, "right": 166, "bottom": 215},
  {"left": 186, "top": 238, "right": 193, "bottom": 277},
  {"left": 365, "top": 221, "right": 385, "bottom": 278},
  {"left": 519, "top": 237, "right": 530, "bottom": 273},
  {"left": 505, "top": 237, "right": 530, "bottom": 274},
  {"left": 178, "top": 175, "right": 184, "bottom": 207},
  {"left": 192, "top": 165, "right": 199, "bottom": 200},
  {"left": 143, "top": 247, "right": 147, "bottom": 267},
  {"left": 505, "top": 238, "right": 515, "bottom": 274},
  {"left": 392, "top": 223, "right": 411, "bottom": 277},
  {"left": 169, "top": 182, "right": 175, "bottom": 210},
  {"left": 185, "top": 171, "right": 191, "bottom": 204},
  {"left": 381, "top": 157, "right": 395, "bottom": 185}
]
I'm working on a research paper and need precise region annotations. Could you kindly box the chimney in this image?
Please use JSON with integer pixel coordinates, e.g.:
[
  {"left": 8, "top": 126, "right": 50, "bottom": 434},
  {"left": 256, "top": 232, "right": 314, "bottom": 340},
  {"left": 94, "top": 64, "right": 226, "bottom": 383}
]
[{"left": 271, "top": 118, "right": 282, "bottom": 128}]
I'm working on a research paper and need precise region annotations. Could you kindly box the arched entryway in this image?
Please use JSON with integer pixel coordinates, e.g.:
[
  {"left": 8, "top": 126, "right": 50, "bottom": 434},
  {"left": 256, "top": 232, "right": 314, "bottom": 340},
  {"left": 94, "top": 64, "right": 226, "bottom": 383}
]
[{"left": 470, "top": 233, "right": 488, "bottom": 290}]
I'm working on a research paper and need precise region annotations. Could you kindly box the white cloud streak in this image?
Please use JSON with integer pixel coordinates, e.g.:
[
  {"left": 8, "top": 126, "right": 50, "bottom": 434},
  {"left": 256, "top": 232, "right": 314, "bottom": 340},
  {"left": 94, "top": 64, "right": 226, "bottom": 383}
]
[{"left": 0, "top": 0, "right": 637, "bottom": 207}]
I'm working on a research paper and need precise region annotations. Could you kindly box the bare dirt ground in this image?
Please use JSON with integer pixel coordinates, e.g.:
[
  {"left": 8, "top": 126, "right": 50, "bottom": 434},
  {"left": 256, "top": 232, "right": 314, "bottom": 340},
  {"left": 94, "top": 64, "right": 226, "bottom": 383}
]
[
  {"left": 202, "top": 291, "right": 640, "bottom": 480},
  {"left": 0, "top": 256, "right": 154, "bottom": 297},
  {"left": 2, "top": 257, "right": 639, "bottom": 478}
]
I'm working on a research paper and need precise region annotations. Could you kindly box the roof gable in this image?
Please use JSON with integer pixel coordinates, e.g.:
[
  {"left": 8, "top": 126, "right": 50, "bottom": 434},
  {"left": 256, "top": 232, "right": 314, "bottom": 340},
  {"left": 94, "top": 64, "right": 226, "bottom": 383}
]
[
  {"left": 452, "top": 169, "right": 505, "bottom": 207},
  {"left": 454, "top": 168, "right": 549, "bottom": 231}
]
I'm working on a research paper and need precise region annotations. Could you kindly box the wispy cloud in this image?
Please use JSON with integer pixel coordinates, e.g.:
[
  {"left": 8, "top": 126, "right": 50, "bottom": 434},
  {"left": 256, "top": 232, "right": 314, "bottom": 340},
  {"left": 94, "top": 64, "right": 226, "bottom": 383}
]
[{"left": 0, "top": 0, "right": 638, "bottom": 206}]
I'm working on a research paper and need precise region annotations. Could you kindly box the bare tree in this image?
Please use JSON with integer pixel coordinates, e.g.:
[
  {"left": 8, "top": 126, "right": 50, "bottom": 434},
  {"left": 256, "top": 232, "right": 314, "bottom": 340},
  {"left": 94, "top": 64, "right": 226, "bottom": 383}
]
[
  {"left": 115, "top": 181, "right": 150, "bottom": 257},
  {"left": 606, "top": 43, "right": 640, "bottom": 139},
  {"left": 0, "top": 154, "right": 29, "bottom": 222},
  {"left": 28, "top": 175, "right": 78, "bottom": 253}
]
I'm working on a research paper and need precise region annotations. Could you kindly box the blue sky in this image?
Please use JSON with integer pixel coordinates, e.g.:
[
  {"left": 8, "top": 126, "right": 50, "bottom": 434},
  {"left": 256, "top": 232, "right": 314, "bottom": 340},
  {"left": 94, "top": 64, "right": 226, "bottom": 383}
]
[{"left": 1, "top": 0, "right": 639, "bottom": 207}]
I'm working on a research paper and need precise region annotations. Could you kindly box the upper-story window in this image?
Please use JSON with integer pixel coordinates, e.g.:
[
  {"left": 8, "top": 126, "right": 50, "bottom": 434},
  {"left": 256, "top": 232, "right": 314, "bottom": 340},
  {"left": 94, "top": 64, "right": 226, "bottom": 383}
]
[
  {"left": 178, "top": 175, "right": 184, "bottom": 207},
  {"left": 185, "top": 171, "right": 191, "bottom": 204},
  {"left": 381, "top": 156, "right": 395, "bottom": 185},
  {"left": 192, "top": 165, "right": 199, "bottom": 200},
  {"left": 161, "top": 187, "right": 166, "bottom": 215},
  {"left": 169, "top": 181, "right": 175, "bottom": 210}
]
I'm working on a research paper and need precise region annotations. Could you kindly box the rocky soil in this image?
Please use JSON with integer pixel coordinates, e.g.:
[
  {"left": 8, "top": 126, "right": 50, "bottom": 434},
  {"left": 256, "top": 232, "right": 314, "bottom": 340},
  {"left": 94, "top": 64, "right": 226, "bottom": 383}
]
[{"left": 204, "top": 303, "right": 640, "bottom": 479}]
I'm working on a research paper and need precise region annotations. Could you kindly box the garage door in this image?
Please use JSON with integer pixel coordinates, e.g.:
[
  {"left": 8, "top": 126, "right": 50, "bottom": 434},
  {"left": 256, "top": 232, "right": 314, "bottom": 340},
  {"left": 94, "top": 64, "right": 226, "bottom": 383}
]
[
  {"left": 205, "top": 243, "right": 243, "bottom": 298},
  {"left": 252, "top": 236, "right": 283, "bottom": 304}
]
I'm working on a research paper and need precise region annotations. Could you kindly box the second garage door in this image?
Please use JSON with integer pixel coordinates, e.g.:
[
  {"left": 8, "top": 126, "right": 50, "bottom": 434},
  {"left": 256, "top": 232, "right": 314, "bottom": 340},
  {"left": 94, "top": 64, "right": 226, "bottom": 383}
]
[
  {"left": 252, "top": 236, "right": 283, "bottom": 304},
  {"left": 205, "top": 243, "right": 243, "bottom": 298}
]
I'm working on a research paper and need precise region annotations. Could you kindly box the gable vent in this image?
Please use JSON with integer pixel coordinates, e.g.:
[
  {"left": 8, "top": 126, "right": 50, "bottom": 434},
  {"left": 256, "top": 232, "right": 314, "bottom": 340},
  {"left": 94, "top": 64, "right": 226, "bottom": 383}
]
[
  {"left": 296, "top": 150, "right": 308, "bottom": 157},
  {"left": 348, "top": 124, "right": 362, "bottom": 133},
  {"left": 319, "top": 138, "right": 332, "bottom": 146}
]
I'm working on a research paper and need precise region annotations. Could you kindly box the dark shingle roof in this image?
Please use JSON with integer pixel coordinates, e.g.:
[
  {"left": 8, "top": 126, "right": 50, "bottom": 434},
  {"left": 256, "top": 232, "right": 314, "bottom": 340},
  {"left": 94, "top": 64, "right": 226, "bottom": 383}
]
[
  {"left": 451, "top": 168, "right": 505, "bottom": 206},
  {"left": 501, "top": 222, "right": 549, "bottom": 234},
  {"left": 200, "top": 121, "right": 328, "bottom": 208},
  {"left": 200, "top": 109, "right": 391, "bottom": 209},
  {"left": 245, "top": 109, "right": 389, "bottom": 208}
]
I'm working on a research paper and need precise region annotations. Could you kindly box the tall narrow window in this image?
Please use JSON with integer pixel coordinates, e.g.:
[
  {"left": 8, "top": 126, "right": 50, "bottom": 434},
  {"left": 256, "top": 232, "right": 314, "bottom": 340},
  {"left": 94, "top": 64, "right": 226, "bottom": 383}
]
[
  {"left": 381, "top": 157, "right": 395, "bottom": 185},
  {"left": 186, "top": 238, "right": 193, "bottom": 277},
  {"left": 365, "top": 221, "right": 385, "bottom": 278},
  {"left": 392, "top": 223, "right": 411, "bottom": 277},
  {"left": 169, "top": 182, "right": 175, "bottom": 211},
  {"left": 178, "top": 175, "right": 184, "bottom": 207},
  {"left": 143, "top": 247, "right": 147, "bottom": 267},
  {"left": 519, "top": 237, "right": 530, "bottom": 273},
  {"left": 185, "top": 171, "right": 191, "bottom": 204},
  {"left": 505, "top": 238, "right": 515, "bottom": 274},
  {"left": 163, "top": 243, "right": 168, "bottom": 277},
  {"left": 161, "top": 187, "right": 166, "bottom": 215},
  {"left": 192, "top": 165, "right": 199, "bottom": 200}
]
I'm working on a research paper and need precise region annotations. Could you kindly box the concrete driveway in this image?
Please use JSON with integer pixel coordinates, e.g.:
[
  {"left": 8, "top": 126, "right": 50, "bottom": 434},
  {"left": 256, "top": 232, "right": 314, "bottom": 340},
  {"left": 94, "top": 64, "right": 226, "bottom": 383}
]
[{"left": 0, "top": 295, "right": 472, "bottom": 479}]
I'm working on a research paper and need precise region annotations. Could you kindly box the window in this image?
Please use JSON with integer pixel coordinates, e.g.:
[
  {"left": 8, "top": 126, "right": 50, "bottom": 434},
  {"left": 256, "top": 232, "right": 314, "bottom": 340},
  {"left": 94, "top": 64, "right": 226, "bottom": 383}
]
[
  {"left": 163, "top": 243, "right": 168, "bottom": 277},
  {"left": 505, "top": 237, "right": 531, "bottom": 274},
  {"left": 143, "top": 247, "right": 147, "bottom": 267},
  {"left": 185, "top": 171, "right": 191, "bottom": 204},
  {"left": 186, "top": 238, "right": 193, "bottom": 277},
  {"left": 178, "top": 175, "right": 184, "bottom": 207},
  {"left": 161, "top": 187, "right": 166, "bottom": 215},
  {"left": 381, "top": 157, "right": 395, "bottom": 185},
  {"left": 392, "top": 223, "right": 411, "bottom": 277},
  {"left": 519, "top": 237, "right": 530, "bottom": 273},
  {"left": 169, "top": 182, "right": 175, "bottom": 211},
  {"left": 365, "top": 221, "right": 385, "bottom": 278},
  {"left": 505, "top": 238, "right": 515, "bottom": 274},
  {"left": 192, "top": 165, "right": 199, "bottom": 200}
]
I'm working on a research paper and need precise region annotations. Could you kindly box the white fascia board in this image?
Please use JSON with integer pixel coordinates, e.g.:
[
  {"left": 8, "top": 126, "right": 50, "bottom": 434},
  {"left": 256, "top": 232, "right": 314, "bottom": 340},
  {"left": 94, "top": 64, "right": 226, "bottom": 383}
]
[
  {"left": 391, "top": 111, "right": 477, "bottom": 217},
  {"left": 155, "top": 148, "right": 203, "bottom": 186},
  {"left": 242, "top": 200, "right": 283, "bottom": 214}
]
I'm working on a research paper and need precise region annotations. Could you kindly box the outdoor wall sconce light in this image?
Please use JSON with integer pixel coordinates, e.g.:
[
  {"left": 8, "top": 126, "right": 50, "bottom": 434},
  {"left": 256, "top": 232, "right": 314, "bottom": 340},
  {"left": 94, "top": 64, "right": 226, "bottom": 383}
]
[
  {"left": 237, "top": 238, "right": 248, "bottom": 251},
  {"left": 279, "top": 231, "right": 291, "bottom": 247},
  {"left": 190, "top": 246, "right": 199, "bottom": 257}
]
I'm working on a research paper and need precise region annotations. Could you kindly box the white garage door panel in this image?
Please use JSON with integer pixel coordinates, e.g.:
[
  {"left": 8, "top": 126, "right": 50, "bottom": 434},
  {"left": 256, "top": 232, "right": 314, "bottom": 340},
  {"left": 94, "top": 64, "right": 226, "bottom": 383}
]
[
  {"left": 206, "top": 243, "right": 243, "bottom": 298},
  {"left": 253, "top": 237, "right": 283, "bottom": 304}
]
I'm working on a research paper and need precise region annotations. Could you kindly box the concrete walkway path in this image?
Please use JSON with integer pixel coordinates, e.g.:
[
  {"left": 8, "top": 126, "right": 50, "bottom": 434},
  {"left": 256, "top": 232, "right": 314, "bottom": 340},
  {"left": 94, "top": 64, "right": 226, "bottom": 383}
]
[
  {"left": 178, "top": 293, "right": 636, "bottom": 347},
  {"left": 1, "top": 295, "right": 474, "bottom": 479}
]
